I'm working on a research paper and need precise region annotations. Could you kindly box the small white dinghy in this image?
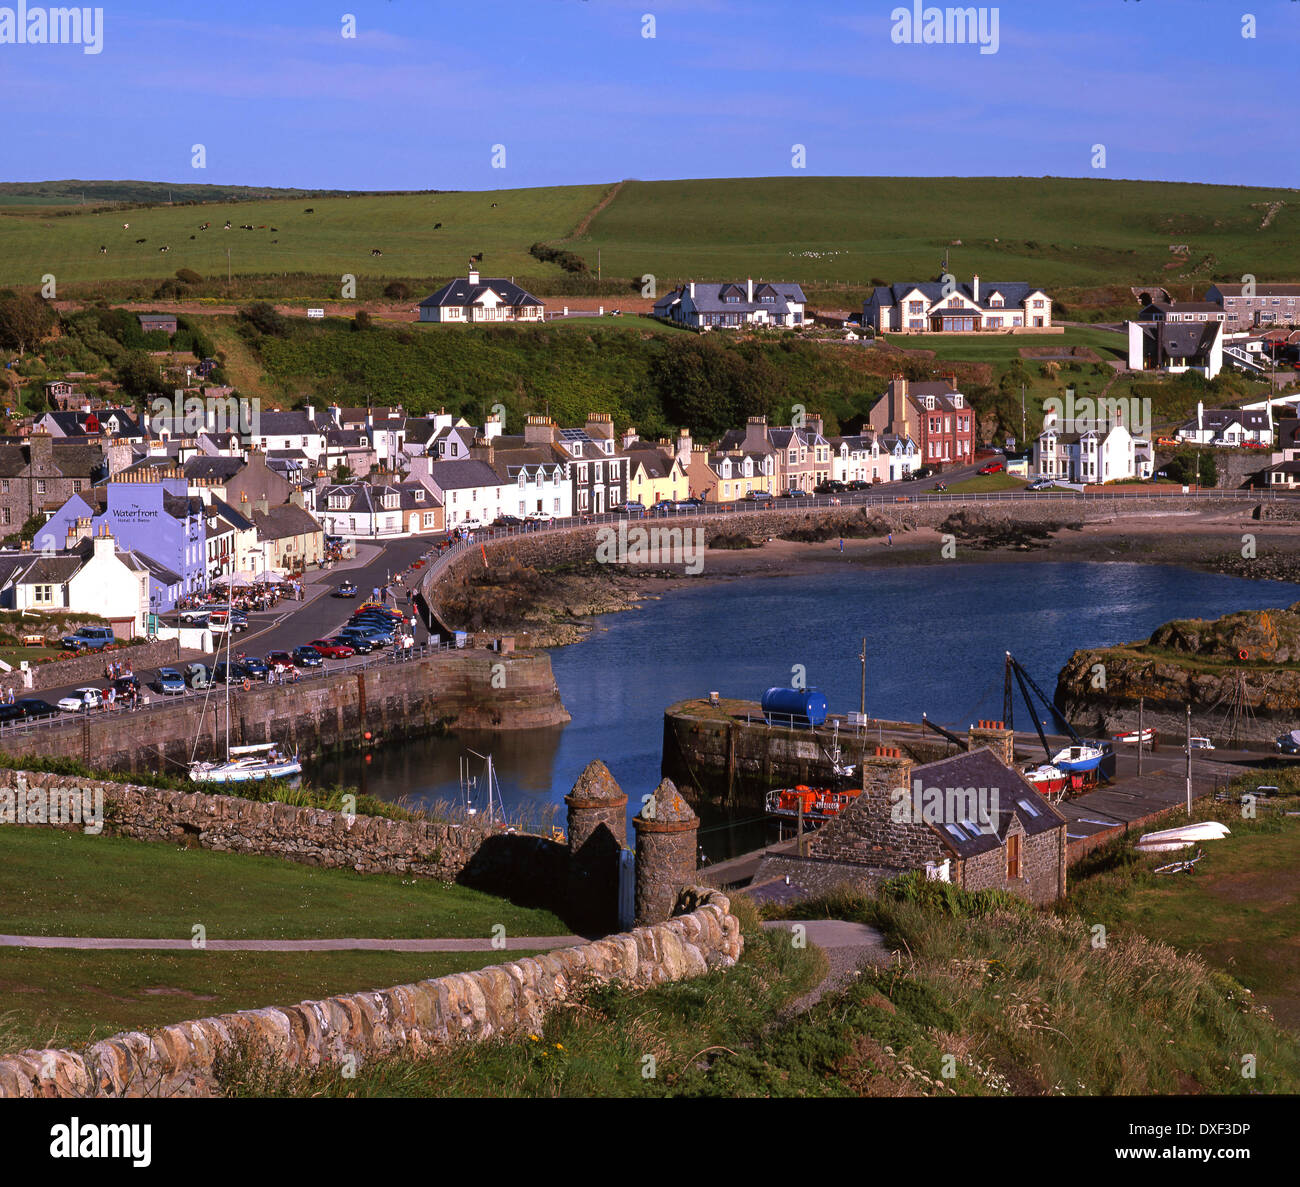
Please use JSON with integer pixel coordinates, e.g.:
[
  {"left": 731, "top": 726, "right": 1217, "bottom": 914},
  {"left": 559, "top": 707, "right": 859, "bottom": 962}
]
[{"left": 1135, "top": 820, "right": 1231, "bottom": 854}]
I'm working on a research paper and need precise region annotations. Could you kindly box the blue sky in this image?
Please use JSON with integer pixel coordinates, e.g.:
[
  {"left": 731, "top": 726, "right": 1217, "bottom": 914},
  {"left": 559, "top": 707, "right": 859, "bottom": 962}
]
[{"left": 2, "top": 0, "right": 1297, "bottom": 190}]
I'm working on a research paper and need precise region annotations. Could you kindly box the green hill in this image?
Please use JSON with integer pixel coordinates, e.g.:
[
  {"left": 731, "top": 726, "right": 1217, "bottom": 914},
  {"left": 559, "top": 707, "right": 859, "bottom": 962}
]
[{"left": 3, "top": 176, "right": 1297, "bottom": 299}]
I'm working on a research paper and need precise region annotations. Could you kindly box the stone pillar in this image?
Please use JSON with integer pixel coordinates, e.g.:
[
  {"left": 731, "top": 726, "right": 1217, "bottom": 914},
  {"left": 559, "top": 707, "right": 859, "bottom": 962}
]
[
  {"left": 564, "top": 760, "right": 627, "bottom": 932},
  {"left": 969, "top": 719, "right": 1015, "bottom": 767},
  {"left": 633, "top": 777, "right": 699, "bottom": 927}
]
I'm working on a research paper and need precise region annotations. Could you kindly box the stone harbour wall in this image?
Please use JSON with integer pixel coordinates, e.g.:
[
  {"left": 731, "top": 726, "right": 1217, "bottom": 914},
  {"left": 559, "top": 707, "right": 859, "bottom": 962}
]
[
  {"left": 0, "top": 637, "right": 182, "bottom": 699},
  {"left": 0, "top": 888, "right": 743, "bottom": 1098}
]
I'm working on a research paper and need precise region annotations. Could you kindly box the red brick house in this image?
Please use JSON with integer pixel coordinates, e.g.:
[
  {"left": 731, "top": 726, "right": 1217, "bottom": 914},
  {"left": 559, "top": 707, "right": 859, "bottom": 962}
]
[{"left": 867, "top": 376, "right": 974, "bottom": 470}]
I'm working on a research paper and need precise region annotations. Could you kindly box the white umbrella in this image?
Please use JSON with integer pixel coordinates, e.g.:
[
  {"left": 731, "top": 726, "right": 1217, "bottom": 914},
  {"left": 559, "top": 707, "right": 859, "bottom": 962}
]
[
  {"left": 213, "top": 572, "right": 255, "bottom": 588},
  {"left": 255, "top": 570, "right": 286, "bottom": 584}
]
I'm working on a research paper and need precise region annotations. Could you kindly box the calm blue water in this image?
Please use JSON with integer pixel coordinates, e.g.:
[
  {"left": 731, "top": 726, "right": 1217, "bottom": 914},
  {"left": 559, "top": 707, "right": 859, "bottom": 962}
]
[{"left": 308, "top": 562, "right": 1297, "bottom": 857}]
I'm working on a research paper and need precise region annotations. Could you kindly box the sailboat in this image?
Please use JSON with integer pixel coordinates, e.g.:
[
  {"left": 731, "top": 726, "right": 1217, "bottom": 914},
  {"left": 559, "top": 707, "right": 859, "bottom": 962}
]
[
  {"left": 461, "top": 748, "right": 501, "bottom": 826},
  {"left": 189, "top": 575, "right": 302, "bottom": 784}
]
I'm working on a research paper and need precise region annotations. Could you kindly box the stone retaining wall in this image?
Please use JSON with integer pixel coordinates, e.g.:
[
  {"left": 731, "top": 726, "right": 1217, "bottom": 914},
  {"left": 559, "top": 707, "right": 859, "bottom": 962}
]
[
  {"left": 0, "top": 888, "right": 743, "bottom": 1098},
  {"left": 0, "top": 769, "right": 565, "bottom": 893},
  {"left": 0, "top": 637, "right": 182, "bottom": 698}
]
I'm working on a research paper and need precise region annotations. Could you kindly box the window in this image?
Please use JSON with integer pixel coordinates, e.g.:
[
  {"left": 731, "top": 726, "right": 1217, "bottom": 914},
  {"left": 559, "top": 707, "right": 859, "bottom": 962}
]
[
  {"left": 944, "top": 823, "right": 968, "bottom": 843},
  {"left": 36, "top": 480, "right": 46, "bottom": 495},
  {"left": 33, "top": 584, "right": 52, "bottom": 604},
  {"left": 1006, "top": 832, "right": 1022, "bottom": 879},
  {"left": 0, "top": 480, "right": 7, "bottom": 492}
]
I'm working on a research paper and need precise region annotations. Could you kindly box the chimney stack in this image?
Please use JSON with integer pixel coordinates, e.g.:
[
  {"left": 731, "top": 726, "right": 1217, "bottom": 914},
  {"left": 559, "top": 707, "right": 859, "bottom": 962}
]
[
  {"left": 688, "top": 281, "right": 695, "bottom": 300},
  {"left": 972, "top": 274, "right": 980, "bottom": 302},
  {"left": 747, "top": 277, "right": 753, "bottom": 302}
]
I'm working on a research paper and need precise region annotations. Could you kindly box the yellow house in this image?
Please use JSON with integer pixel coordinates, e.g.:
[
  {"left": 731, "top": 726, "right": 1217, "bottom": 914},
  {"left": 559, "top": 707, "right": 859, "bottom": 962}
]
[
  {"left": 688, "top": 448, "right": 777, "bottom": 503},
  {"left": 626, "top": 448, "right": 688, "bottom": 505}
]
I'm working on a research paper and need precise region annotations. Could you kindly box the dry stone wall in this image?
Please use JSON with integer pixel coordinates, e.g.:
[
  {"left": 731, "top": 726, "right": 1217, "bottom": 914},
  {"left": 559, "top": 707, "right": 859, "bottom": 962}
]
[{"left": 0, "top": 888, "right": 743, "bottom": 1098}]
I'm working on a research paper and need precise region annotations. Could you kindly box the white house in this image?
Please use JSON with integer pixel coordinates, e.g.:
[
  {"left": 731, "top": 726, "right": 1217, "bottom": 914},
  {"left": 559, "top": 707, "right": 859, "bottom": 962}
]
[
  {"left": 418, "top": 269, "right": 544, "bottom": 323},
  {"left": 0, "top": 528, "right": 150, "bottom": 636},
  {"left": 495, "top": 456, "right": 572, "bottom": 519},
  {"left": 864, "top": 276, "right": 1052, "bottom": 333},
  {"left": 652, "top": 279, "right": 807, "bottom": 330},
  {"left": 1033, "top": 419, "right": 1152, "bottom": 485},
  {"left": 253, "top": 408, "right": 328, "bottom": 465},
  {"left": 881, "top": 433, "right": 919, "bottom": 481},
  {"left": 1127, "top": 320, "right": 1224, "bottom": 380},
  {"left": 831, "top": 433, "right": 887, "bottom": 485},
  {"left": 1175, "top": 402, "right": 1273, "bottom": 447},
  {"left": 422, "top": 459, "right": 511, "bottom": 528}
]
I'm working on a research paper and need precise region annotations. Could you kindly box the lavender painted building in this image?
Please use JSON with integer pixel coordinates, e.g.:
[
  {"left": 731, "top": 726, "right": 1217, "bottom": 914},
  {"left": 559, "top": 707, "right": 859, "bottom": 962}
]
[{"left": 40, "top": 479, "right": 206, "bottom": 609}]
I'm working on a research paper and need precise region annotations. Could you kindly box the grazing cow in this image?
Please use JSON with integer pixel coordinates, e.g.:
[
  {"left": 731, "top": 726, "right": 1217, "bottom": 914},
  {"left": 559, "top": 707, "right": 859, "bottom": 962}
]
[
  {"left": 98, "top": 245, "right": 107, "bottom": 254},
  {"left": 224, "top": 222, "right": 232, "bottom": 230},
  {"left": 190, "top": 235, "right": 196, "bottom": 240},
  {"left": 370, "top": 248, "right": 383, "bottom": 257},
  {"left": 304, "top": 208, "right": 314, "bottom": 214},
  {"left": 491, "top": 202, "right": 497, "bottom": 208},
  {"left": 472, "top": 252, "right": 483, "bottom": 262},
  {"left": 270, "top": 239, "right": 278, "bottom": 244},
  {"left": 434, "top": 222, "right": 442, "bottom": 229},
  {"left": 136, "top": 238, "right": 146, "bottom": 244},
  {"left": 122, "top": 222, "right": 129, "bottom": 229},
  {"left": 159, "top": 245, "right": 169, "bottom": 253},
  {"left": 270, "top": 227, "right": 278, "bottom": 232}
]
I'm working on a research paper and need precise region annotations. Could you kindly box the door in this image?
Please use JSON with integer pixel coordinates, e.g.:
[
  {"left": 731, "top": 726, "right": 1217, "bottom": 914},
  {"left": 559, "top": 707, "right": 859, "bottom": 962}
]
[{"left": 617, "top": 849, "right": 635, "bottom": 931}]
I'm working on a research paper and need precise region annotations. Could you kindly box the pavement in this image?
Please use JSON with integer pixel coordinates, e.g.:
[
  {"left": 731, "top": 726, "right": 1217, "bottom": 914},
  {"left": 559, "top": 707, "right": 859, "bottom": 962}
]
[
  {"left": 761, "top": 919, "right": 892, "bottom": 1013},
  {"left": 3, "top": 535, "right": 440, "bottom": 717},
  {"left": 0, "top": 933, "right": 584, "bottom": 952}
]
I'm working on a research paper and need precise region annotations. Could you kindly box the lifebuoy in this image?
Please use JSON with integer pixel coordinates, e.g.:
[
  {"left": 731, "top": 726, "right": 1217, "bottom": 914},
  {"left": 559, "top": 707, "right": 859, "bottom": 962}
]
[
  {"left": 242, "top": 679, "right": 251, "bottom": 691},
  {"left": 1238, "top": 649, "right": 1249, "bottom": 661}
]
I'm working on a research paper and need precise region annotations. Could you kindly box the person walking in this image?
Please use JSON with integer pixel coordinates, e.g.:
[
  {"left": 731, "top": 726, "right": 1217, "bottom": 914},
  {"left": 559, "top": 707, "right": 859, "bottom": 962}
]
[
  {"left": 887, "top": 531, "right": 893, "bottom": 546},
  {"left": 838, "top": 537, "right": 844, "bottom": 553}
]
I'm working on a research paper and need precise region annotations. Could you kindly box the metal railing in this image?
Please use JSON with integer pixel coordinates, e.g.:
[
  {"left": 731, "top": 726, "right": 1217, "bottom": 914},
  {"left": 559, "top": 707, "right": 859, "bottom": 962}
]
[{"left": 0, "top": 641, "right": 465, "bottom": 741}]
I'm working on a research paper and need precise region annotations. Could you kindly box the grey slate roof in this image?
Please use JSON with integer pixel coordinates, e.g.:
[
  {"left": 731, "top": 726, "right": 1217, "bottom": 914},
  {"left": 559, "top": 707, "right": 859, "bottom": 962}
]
[
  {"left": 423, "top": 459, "right": 503, "bottom": 491},
  {"left": 419, "top": 276, "right": 542, "bottom": 310},
  {"left": 910, "top": 748, "right": 1066, "bottom": 859},
  {"left": 869, "top": 280, "right": 1042, "bottom": 311}
]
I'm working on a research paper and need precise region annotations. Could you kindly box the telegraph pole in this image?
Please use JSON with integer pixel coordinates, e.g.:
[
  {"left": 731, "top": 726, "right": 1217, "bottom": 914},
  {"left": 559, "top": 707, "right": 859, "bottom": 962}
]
[
  {"left": 1185, "top": 703, "right": 1193, "bottom": 817},
  {"left": 1137, "top": 697, "right": 1144, "bottom": 777},
  {"left": 859, "top": 636, "right": 867, "bottom": 719}
]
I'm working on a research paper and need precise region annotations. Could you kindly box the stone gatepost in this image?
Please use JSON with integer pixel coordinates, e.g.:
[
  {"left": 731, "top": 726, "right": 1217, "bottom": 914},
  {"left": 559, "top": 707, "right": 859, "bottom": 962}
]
[
  {"left": 969, "top": 719, "right": 1015, "bottom": 767},
  {"left": 633, "top": 777, "right": 699, "bottom": 927},
  {"left": 565, "top": 760, "right": 628, "bottom": 932}
]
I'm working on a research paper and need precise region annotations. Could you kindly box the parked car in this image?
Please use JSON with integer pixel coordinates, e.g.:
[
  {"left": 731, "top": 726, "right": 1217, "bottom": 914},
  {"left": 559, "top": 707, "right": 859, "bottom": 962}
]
[
  {"left": 0, "top": 698, "right": 59, "bottom": 723},
  {"left": 780, "top": 488, "right": 808, "bottom": 499},
  {"left": 310, "top": 638, "right": 355, "bottom": 658},
  {"left": 58, "top": 687, "right": 103, "bottom": 713},
  {"left": 334, "top": 581, "right": 359, "bottom": 598},
  {"left": 913, "top": 466, "right": 934, "bottom": 480},
  {"left": 525, "top": 511, "right": 553, "bottom": 524},
  {"left": 155, "top": 668, "right": 186, "bottom": 694},
  {"left": 241, "top": 656, "right": 270, "bottom": 680},
  {"left": 338, "top": 634, "right": 374, "bottom": 654},
  {"left": 650, "top": 500, "right": 677, "bottom": 516},
  {"left": 977, "top": 460, "right": 1005, "bottom": 475},
  {"left": 1274, "top": 733, "right": 1300, "bottom": 755},
  {"left": 1186, "top": 736, "right": 1215, "bottom": 752},
  {"left": 740, "top": 490, "right": 768, "bottom": 501},
  {"left": 612, "top": 501, "right": 645, "bottom": 517},
  {"left": 266, "top": 651, "right": 295, "bottom": 672},
  {"left": 492, "top": 514, "right": 524, "bottom": 528},
  {"left": 60, "top": 626, "right": 116, "bottom": 652},
  {"left": 845, "top": 480, "right": 871, "bottom": 491},
  {"left": 212, "top": 661, "right": 250, "bottom": 685},
  {"left": 814, "top": 480, "right": 846, "bottom": 494},
  {"left": 1027, "top": 477, "right": 1054, "bottom": 491},
  {"left": 342, "top": 626, "right": 392, "bottom": 646},
  {"left": 113, "top": 675, "right": 140, "bottom": 696},
  {"left": 291, "top": 646, "right": 323, "bottom": 668},
  {"left": 678, "top": 496, "right": 705, "bottom": 508}
]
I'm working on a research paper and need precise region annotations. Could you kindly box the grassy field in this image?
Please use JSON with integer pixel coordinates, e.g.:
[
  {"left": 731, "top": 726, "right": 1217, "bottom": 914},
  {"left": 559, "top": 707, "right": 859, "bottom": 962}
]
[
  {"left": 0, "top": 184, "right": 608, "bottom": 288},
  {"left": 4, "top": 175, "right": 1298, "bottom": 296},
  {"left": 0, "top": 828, "right": 569, "bottom": 940},
  {"left": 580, "top": 176, "right": 1300, "bottom": 291},
  {"left": 945, "top": 473, "right": 1028, "bottom": 493},
  {"left": 883, "top": 325, "right": 1129, "bottom": 363},
  {"left": 224, "top": 866, "right": 1300, "bottom": 1098},
  {"left": 0, "top": 949, "right": 543, "bottom": 1051}
]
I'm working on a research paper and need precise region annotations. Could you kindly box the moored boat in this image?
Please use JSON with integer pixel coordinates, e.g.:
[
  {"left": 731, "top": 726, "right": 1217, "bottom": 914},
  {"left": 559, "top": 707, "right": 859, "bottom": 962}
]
[
  {"left": 1051, "top": 743, "right": 1106, "bottom": 773},
  {"left": 1113, "top": 727, "right": 1157, "bottom": 745},
  {"left": 1022, "top": 763, "right": 1070, "bottom": 796},
  {"left": 765, "top": 784, "right": 863, "bottom": 822},
  {"left": 190, "top": 743, "right": 302, "bottom": 784}
]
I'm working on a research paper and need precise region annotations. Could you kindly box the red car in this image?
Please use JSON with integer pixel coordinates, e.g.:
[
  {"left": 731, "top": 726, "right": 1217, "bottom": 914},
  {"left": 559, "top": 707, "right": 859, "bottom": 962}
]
[
  {"left": 978, "top": 460, "right": 1005, "bottom": 475},
  {"left": 266, "top": 651, "right": 295, "bottom": 671},
  {"left": 310, "top": 638, "right": 355, "bottom": 658}
]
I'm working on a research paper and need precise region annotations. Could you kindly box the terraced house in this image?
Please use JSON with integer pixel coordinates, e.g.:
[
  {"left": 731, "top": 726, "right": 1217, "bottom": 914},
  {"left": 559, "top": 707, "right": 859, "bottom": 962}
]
[
  {"left": 867, "top": 377, "right": 974, "bottom": 470},
  {"left": 0, "top": 432, "right": 103, "bottom": 533},
  {"left": 688, "top": 446, "right": 777, "bottom": 502},
  {"left": 1205, "top": 282, "right": 1300, "bottom": 330},
  {"left": 864, "top": 275, "right": 1052, "bottom": 333},
  {"left": 652, "top": 279, "right": 807, "bottom": 330},
  {"left": 718, "top": 415, "right": 831, "bottom": 492}
]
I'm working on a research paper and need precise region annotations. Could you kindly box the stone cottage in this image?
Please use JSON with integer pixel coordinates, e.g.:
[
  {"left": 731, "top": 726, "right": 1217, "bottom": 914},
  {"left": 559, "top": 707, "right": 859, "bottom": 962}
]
[{"left": 755, "top": 725, "right": 1067, "bottom": 905}]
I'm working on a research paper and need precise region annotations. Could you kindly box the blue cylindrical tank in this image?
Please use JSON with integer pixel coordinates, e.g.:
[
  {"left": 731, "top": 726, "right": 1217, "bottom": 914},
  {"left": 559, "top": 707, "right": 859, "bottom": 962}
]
[{"left": 761, "top": 687, "right": 829, "bottom": 728}]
